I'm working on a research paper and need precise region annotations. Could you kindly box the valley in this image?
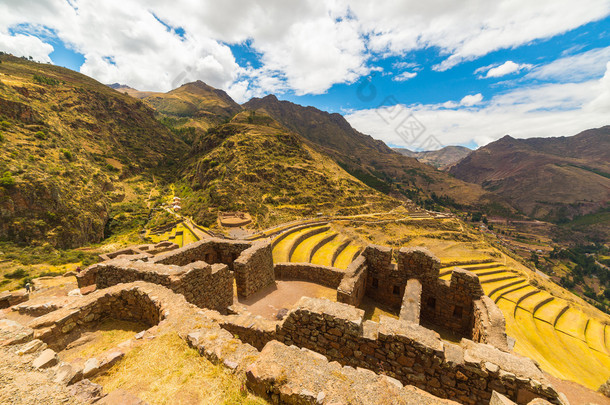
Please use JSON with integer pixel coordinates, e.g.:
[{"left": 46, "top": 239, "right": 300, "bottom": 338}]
[{"left": 0, "top": 54, "right": 609, "bottom": 405}]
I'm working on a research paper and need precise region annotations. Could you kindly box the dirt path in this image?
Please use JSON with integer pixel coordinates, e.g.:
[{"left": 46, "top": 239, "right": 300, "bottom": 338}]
[{"left": 545, "top": 373, "right": 610, "bottom": 405}]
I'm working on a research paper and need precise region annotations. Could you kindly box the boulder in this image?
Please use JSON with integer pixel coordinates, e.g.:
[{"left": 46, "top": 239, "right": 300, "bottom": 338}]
[
  {"left": 82, "top": 357, "right": 100, "bottom": 378},
  {"left": 54, "top": 362, "right": 83, "bottom": 385},
  {"left": 17, "top": 339, "right": 46, "bottom": 355},
  {"left": 68, "top": 380, "right": 105, "bottom": 403},
  {"left": 97, "top": 389, "right": 148, "bottom": 405},
  {"left": 32, "top": 348, "right": 58, "bottom": 369}
]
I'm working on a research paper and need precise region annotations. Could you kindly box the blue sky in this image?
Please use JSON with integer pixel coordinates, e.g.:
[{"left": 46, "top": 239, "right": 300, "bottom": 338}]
[{"left": 0, "top": 0, "right": 609, "bottom": 149}]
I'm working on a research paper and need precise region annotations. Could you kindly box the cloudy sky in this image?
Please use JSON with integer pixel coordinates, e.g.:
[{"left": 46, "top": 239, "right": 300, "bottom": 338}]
[{"left": 1, "top": 0, "right": 609, "bottom": 149}]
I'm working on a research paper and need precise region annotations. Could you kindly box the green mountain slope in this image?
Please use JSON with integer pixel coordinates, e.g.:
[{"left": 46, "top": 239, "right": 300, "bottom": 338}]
[
  {"left": 242, "top": 95, "right": 509, "bottom": 213},
  {"left": 179, "top": 110, "right": 400, "bottom": 227},
  {"left": 0, "top": 54, "right": 188, "bottom": 248},
  {"left": 130, "top": 80, "right": 242, "bottom": 133}
]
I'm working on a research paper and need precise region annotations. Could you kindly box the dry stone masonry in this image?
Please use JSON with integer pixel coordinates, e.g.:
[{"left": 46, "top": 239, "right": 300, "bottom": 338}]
[
  {"left": 77, "top": 237, "right": 275, "bottom": 313},
  {"left": 5, "top": 237, "right": 565, "bottom": 405}
]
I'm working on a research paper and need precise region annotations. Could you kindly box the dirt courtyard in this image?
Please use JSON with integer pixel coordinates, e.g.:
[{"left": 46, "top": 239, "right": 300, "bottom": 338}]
[{"left": 235, "top": 280, "right": 336, "bottom": 320}]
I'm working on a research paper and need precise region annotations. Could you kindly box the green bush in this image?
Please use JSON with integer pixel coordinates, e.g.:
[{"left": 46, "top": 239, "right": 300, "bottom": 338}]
[
  {"left": 34, "top": 131, "right": 47, "bottom": 140},
  {"left": 33, "top": 74, "right": 60, "bottom": 86},
  {"left": 0, "top": 132, "right": 4, "bottom": 142},
  {"left": 0, "top": 171, "right": 15, "bottom": 188},
  {"left": 61, "top": 149, "right": 74, "bottom": 161},
  {"left": 0, "top": 120, "right": 10, "bottom": 129},
  {"left": 4, "top": 268, "right": 29, "bottom": 279}
]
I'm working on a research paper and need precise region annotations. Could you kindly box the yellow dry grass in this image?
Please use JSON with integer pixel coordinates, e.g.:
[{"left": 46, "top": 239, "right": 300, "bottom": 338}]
[
  {"left": 94, "top": 332, "right": 268, "bottom": 405},
  {"left": 61, "top": 319, "right": 143, "bottom": 363}
]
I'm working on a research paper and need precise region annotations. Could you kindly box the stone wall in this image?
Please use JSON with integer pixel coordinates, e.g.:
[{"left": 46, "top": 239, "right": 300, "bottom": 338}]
[
  {"left": 397, "top": 247, "right": 442, "bottom": 281},
  {"left": 29, "top": 284, "right": 163, "bottom": 350},
  {"left": 246, "top": 340, "right": 460, "bottom": 405},
  {"left": 274, "top": 262, "right": 344, "bottom": 288},
  {"left": 77, "top": 258, "right": 233, "bottom": 313},
  {"left": 273, "top": 297, "right": 559, "bottom": 405},
  {"left": 26, "top": 281, "right": 261, "bottom": 376},
  {"left": 363, "top": 244, "right": 404, "bottom": 308},
  {"left": 419, "top": 268, "right": 483, "bottom": 337},
  {"left": 473, "top": 296, "right": 509, "bottom": 352},
  {"left": 79, "top": 237, "right": 275, "bottom": 309},
  {"left": 233, "top": 241, "right": 275, "bottom": 297},
  {"left": 152, "top": 238, "right": 251, "bottom": 268},
  {"left": 359, "top": 246, "right": 506, "bottom": 346},
  {"left": 152, "top": 237, "right": 274, "bottom": 298},
  {"left": 400, "top": 279, "right": 422, "bottom": 323},
  {"left": 336, "top": 255, "right": 368, "bottom": 306}
]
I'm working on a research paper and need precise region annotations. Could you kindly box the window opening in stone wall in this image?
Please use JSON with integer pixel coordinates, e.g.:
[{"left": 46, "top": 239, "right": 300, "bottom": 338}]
[{"left": 453, "top": 305, "right": 463, "bottom": 319}]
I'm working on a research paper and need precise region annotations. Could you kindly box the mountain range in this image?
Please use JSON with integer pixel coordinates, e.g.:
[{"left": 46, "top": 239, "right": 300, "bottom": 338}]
[
  {"left": 450, "top": 129, "right": 610, "bottom": 222},
  {"left": 392, "top": 145, "right": 471, "bottom": 170},
  {"left": 1, "top": 54, "right": 608, "bottom": 248}
]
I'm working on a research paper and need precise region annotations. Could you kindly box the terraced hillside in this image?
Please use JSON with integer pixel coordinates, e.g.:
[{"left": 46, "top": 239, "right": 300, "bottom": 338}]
[
  {"left": 180, "top": 110, "right": 398, "bottom": 228},
  {"left": 146, "top": 221, "right": 200, "bottom": 248},
  {"left": 271, "top": 219, "right": 610, "bottom": 390},
  {"left": 271, "top": 223, "right": 363, "bottom": 269},
  {"left": 439, "top": 262, "right": 610, "bottom": 389}
]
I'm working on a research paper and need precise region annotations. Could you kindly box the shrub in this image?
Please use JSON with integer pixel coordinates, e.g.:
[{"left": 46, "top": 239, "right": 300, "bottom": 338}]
[
  {"left": 0, "top": 171, "right": 15, "bottom": 188},
  {"left": 20, "top": 277, "right": 33, "bottom": 288},
  {"left": 61, "top": 149, "right": 74, "bottom": 161},
  {"left": 0, "top": 132, "right": 4, "bottom": 142},
  {"left": 33, "top": 74, "right": 60, "bottom": 86},
  {"left": 0, "top": 120, "right": 10, "bottom": 129},
  {"left": 4, "top": 268, "right": 29, "bottom": 279},
  {"left": 34, "top": 131, "right": 47, "bottom": 140}
]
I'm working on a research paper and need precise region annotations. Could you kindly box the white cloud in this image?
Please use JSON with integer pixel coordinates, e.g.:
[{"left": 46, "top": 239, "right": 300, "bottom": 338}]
[
  {"left": 345, "top": 63, "right": 610, "bottom": 149},
  {"left": 0, "top": 32, "right": 53, "bottom": 62},
  {"left": 527, "top": 46, "right": 610, "bottom": 82},
  {"left": 392, "top": 61, "right": 419, "bottom": 70},
  {"left": 460, "top": 93, "right": 483, "bottom": 106},
  {"left": 1, "top": 0, "right": 608, "bottom": 98},
  {"left": 393, "top": 71, "right": 417, "bottom": 81},
  {"left": 481, "top": 61, "right": 532, "bottom": 78},
  {"left": 347, "top": 0, "right": 610, "bottom": 71}
]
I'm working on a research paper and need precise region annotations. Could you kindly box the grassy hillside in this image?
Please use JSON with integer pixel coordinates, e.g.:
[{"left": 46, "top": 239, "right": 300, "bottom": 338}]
[
  {"left": 179, "top": 110, "right": 399, "bottom": 228},
  {"left": 242, "top": 95, "right": 512, "bottom": 215},
  {"left": 449, "top": 129, "right": 610, "bottom": 222},
  {"left": 130, "top": 80, "right": 242, "bottom": 135},
  {"left": 0, "top": 53, "right": 188, "bottom": 248}
]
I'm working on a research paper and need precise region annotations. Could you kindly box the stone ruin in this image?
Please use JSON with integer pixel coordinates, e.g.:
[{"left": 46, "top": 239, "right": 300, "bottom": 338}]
[
  {"left": 3, "top": 236, "right": 569, "bottom": 405},
  {"left": 77, "top": 237, "right": 275, "bottom": 313}
]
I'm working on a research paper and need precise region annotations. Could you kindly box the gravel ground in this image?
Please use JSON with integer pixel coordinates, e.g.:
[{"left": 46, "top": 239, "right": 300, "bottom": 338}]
[{"left": 0, "top": 340, "right": 82, "bottom": 404}]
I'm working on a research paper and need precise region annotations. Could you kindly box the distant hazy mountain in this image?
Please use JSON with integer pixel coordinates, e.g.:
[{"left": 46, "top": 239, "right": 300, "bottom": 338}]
[
  {"left": 393, "top": 145, "right": 471, "bottom": 170},
  {"left": 449, "top": 128, "right": 610, "bottom": 222}
]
